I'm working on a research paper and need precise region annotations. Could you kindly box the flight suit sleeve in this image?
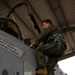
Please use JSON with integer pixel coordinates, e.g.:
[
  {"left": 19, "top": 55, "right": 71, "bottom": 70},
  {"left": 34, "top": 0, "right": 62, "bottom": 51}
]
[{"left": 34, "top": 26, "right": 51, "bottom": 44}]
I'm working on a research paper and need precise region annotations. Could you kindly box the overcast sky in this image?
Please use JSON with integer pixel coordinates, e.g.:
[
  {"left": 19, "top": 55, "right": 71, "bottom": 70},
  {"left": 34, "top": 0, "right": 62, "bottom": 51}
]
[{"left": 58, "top": 56, "right": 75, "bottom": 75}]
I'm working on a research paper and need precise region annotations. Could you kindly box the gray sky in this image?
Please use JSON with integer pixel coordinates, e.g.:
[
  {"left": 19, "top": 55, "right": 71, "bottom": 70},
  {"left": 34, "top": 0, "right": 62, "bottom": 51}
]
[{"left": 58, "top": 56, "right": 75, "bottom": 75}]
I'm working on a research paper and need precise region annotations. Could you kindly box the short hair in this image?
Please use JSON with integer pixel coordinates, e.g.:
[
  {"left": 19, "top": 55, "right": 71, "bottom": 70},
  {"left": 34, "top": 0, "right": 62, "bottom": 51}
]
[{"left": 42, "top": 19, "right": 52, "bottom": 25}]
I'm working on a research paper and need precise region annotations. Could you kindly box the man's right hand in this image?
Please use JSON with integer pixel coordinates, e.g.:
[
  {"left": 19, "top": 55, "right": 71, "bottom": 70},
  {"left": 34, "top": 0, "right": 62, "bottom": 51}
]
[{"left": 29, "top": 42, "right": 35, "bottom": 48}]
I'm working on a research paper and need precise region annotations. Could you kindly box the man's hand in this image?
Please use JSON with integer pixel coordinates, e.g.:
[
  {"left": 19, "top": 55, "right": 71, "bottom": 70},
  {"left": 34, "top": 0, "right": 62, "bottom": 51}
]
[{"left": 29, "top": 42, "right": 35, "bottom": 48}]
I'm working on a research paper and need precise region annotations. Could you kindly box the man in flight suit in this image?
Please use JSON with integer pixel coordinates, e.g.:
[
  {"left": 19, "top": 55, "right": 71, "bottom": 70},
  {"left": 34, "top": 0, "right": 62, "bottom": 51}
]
[{"left": 29, "top": 19, "right": 67, "bottom": 75}]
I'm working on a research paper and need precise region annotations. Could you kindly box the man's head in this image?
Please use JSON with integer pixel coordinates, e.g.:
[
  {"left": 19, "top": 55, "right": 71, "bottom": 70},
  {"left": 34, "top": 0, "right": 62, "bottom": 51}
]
[{"left": 42, "top": 19, "right": 52, "bottom": 29}]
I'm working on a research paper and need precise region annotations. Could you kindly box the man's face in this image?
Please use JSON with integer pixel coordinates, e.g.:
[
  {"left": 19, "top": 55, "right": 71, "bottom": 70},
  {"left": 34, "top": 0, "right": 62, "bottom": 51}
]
[{"left": 42, "top": 22, "right": 51, "bottom": 29}]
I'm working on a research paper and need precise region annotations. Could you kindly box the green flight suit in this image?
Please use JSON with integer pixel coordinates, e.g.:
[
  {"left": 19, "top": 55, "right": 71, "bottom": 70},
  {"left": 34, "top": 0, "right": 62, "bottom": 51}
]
[{"left": 34, "top": 26, "right": 66, "bottom": 75}]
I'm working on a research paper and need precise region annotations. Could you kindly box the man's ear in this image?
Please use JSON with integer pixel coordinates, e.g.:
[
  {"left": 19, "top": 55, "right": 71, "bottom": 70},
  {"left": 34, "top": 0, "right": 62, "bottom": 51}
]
[{"left": 48, "top": 23, "right": 51, "bottom": 26}]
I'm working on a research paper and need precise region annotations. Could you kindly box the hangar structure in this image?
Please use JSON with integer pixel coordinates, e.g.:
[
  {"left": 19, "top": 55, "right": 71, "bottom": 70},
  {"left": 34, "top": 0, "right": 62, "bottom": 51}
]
[
  {"left": 0, "top": 0, "right": 75, "bottom": 75},
  {"left": 0, "top": 0, "right": 74, "bottom": 60}
]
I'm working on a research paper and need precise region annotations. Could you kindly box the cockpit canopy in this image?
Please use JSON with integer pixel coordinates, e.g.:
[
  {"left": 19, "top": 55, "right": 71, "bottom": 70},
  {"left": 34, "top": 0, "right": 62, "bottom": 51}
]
[{"left": 0, "top": 17, "right": 22, "bottom": 40}]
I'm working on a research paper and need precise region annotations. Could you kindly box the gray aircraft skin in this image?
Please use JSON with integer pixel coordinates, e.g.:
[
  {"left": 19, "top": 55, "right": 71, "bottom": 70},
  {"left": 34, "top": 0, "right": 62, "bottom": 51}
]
[{"left": 0, "top": 17, "right": 66, "bottom": 75}]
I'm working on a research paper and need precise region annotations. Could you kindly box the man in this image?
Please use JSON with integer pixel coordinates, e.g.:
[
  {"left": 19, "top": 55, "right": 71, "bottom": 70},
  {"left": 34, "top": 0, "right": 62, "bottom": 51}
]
[{"left": 29, "top": 19, "right": 67, "bottom": 75}]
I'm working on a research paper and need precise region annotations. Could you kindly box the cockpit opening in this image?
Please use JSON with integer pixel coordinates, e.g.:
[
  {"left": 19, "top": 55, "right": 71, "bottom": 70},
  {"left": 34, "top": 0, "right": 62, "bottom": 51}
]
[{"left": 0, "top": 17, "right": 22, "bottom": 40}]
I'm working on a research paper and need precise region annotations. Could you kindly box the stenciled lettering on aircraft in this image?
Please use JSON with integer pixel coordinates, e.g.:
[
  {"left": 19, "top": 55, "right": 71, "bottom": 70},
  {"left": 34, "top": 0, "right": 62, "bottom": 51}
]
[{"left": 0, "top": 38, "right": 24, "bottom": 57}]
